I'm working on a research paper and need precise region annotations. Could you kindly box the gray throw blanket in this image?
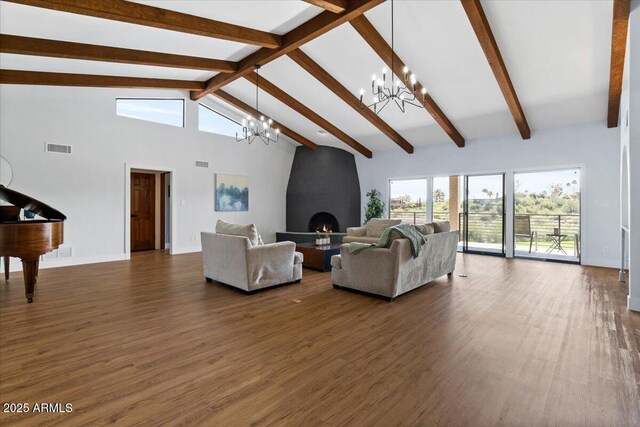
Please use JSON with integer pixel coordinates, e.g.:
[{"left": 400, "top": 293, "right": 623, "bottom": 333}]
[{"left": 348, "top": 223, "right": 426, "bottom": 258}]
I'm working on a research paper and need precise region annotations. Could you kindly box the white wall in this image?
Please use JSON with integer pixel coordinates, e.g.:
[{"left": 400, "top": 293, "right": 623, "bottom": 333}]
[
  {"left": 356, "top": 121, "right": 621, "bottom": 268},
  {"left": 0, "top": 85, "right": 295, "bottom": 271},
  {"left": 622, "top": 1, "right": 640, "bottom": 311}
]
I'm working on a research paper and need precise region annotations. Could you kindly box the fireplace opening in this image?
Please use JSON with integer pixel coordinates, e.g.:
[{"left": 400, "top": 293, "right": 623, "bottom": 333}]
[{"left": 308, "top": 212, "right": 340, "bottom": 233}]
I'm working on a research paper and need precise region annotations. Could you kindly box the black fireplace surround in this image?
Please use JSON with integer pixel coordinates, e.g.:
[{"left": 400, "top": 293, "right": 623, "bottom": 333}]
[{"left": 286, "top": 146, "right": 361, "bottom": 234}]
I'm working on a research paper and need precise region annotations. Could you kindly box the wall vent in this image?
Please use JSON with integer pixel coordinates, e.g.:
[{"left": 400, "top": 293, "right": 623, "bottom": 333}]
[
  {"left": 45, "top": 143, "right": 72, "bottom": 154},
  {"left": 195, "top": 161, "right": 209, "bottom": 168}
]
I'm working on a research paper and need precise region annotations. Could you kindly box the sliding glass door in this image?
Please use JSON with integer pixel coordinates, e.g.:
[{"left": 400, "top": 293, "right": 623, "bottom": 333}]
[
  {"left": 513, "top": 168, "right": 580, "bottom": 263},
  {"left": 463, "top": 174, "right": 505, "bottom": 255}
]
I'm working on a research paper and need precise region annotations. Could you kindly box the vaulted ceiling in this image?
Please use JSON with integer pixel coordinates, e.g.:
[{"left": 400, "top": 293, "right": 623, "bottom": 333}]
[{"left": 0, "top": 0, "right": 627, "bottom": 157}]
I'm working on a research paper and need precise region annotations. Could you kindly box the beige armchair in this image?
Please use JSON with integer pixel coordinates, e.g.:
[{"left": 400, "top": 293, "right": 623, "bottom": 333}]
[
  {"left": 201, "top": 231, "right": 303, "bottom": 293},
  {"left": 342, "top": 218, "right": 402, "bottom": 244}
]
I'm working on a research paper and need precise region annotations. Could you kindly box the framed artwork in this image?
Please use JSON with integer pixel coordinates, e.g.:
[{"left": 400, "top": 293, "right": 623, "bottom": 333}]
[{"left": 215, "top": 173, "right": 249, "bottom": 212}]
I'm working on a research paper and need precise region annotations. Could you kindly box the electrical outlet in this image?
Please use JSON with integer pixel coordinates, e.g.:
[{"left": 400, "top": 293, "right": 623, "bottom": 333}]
[{"left": 59, "top": 247, "right": 73, "bottom": 257}]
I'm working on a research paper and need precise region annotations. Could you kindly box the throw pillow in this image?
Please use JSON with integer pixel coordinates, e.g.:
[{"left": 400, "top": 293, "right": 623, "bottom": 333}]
[
  {"left": 215, "top": 219, "right": 259, "bottom": 246},
  {"left": 366, "top": 219, "right": 402, "bottom": 237},
  {"left": 433, "top": 221, "right": 451, "bottom": 233},
  {"left": 414, "top": 223, "right": 435, "bottom": 235}
]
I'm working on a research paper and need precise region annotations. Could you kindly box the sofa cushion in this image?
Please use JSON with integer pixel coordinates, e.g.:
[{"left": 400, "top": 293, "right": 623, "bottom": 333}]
[
  {"left": 365, "top": 218, "right": 402, "bottom": 237},
  {"left": 433, "top": 221, "right": 451, "bottom": 233},
  {"left": 346, "top": 226, "right": 366, "bottom": 237},
  {"left": 414, "top": 223, "right": 435, "bottom": 235},
  {"left": 215, "top": 219, "right": 259, "bottom": 246},
  {"left": 384, "top": 229, "right": 407, "bottom": 248},
  {"left": 294, "top": 251, "right": 304, "bottom": 264},
  {"left": 342, "top": 236, "right": 380, "bottom": 244}
]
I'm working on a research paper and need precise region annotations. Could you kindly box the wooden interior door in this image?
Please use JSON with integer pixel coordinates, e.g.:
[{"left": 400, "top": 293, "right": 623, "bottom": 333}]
[{"left": 131, "top": 172, "right": 155, "bottom": 252}]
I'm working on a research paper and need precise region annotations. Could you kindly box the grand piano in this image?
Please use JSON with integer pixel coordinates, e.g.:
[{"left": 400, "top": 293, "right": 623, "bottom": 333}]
[{"left": 0, "top": 185, "right": 66, "bottom": 303}]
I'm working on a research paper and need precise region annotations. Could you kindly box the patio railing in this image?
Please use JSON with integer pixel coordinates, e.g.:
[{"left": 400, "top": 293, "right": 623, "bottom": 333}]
[{"left": 389, "top": 211, "right": 580, "bottom": 254}]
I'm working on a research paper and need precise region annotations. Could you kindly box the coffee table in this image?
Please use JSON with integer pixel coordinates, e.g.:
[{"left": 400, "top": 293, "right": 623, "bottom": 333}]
[{"left": 295, "top": 242, "right": 342, "bottom": 272}]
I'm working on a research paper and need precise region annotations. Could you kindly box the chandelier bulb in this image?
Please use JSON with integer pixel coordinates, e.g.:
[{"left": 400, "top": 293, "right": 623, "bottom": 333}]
[
  {"left": 372, "top": 74, "right": 377, "bottom": 81},
  {"left": 268, "top": 118, "right": 273, "bottom": 125},
  {"left": 276, "top": 128, "right": 280, "bottom": 134}
]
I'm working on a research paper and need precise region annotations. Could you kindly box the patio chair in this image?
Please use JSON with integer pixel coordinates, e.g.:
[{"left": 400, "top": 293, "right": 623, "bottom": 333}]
[{"left": 515, "top": 214, "right": 537, "bottom": 253}]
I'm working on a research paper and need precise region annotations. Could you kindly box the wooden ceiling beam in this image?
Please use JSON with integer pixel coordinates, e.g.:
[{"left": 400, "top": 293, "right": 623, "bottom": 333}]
[
  {"left": 350, "top": 16, "right": 465, "bottom": 148},
  {"left": 607, "top": 0, "right": 630, "bottom": 128},
  {"left": 303, "top": 0, "right": 348, "bottom": 13},
  {"left": 243, "top": 72, "right": 372, "bottom": 158},
  {"left": 0, "top": 69, "right": 205, "bottom": 90},
  {"left": 212, "top": 90, "right": 318, "bottom": 150},
  {"left": 461, "top": 0, "right": 530, "bottom": 139},
  {"left": 0, "top": 34, "right": 237, "bottom": 73},
  {"left": 4, "top": 0, "right": 282, "bottom": 48},
  {"left": 288, "top": 48, "right": 414, "bottom": 154},
  {"left": 191, "top": 0, "right": 385, "bottom": 100}
]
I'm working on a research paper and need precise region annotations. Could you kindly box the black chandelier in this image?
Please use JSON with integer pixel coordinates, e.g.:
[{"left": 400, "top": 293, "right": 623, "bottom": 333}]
[
  {"left": 358, "top": 0, "right": 426, "bottom": 114},
  {"left": 236, "top": 65, "right": 279, "bottom": 145}
]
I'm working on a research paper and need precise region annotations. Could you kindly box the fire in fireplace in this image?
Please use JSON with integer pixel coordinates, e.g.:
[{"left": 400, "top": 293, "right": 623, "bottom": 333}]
[{"left": 308, "top": 212, "right": 340, "bottom": 233}]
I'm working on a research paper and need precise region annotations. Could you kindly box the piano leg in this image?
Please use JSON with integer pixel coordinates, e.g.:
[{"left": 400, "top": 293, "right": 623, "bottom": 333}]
[
  {"left": 3, "top": 256, "right": 8, "bottom": 280},
  {"left": 21, "top": 258, "right": 38, "bottom": 303}
]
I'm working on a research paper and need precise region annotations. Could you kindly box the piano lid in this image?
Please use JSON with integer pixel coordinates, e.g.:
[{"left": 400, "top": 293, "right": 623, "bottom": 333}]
[{"left": 0, "top": 185, "right": 66, "bottom": 220}]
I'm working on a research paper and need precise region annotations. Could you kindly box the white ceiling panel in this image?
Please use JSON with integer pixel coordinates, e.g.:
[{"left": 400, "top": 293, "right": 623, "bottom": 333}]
[
  {"left": 481, "top": 0, "right": 612, "bottom": 130},
  {"left": 131, "top": 1, "right": 322, "bottom": 35},
  {"left": 0, "top": 53, "right": 216, "bottom": 81}
]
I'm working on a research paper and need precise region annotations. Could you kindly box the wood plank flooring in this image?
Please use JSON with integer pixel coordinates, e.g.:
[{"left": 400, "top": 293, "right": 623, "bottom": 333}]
[{"left": 1, "top": 252, "right": 639, "bottom": 426}]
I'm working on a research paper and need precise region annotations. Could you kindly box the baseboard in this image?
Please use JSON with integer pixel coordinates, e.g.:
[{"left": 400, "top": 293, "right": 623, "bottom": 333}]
[
  {"left": 580, "top": 258, "right": 618, "bottom": 269},
  {"left": 171, "top": 246, "right": 202, "bottom": 255},
  {"left": 628, "top": 296, "right": 640, "bottom": 312},
  {"left": 3, "top": 253, "right": 127, "bottom": 273}
]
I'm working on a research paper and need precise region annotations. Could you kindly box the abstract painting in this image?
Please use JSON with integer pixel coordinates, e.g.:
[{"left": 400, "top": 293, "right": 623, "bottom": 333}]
[{"left": 215, "top": 174, "right": 249, "bottom": 212}]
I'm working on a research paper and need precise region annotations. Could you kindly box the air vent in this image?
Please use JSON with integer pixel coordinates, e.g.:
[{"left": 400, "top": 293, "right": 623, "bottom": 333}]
[
  {"left": 45, "top": 143, "right": 72, "bottom": 154},
  {"left": 195, "top": 161, "right": 209, "bottom": 168}
]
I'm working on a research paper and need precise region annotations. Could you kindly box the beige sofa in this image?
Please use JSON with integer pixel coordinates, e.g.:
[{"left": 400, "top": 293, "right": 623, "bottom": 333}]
[
  {"left": 201, "top": 221, "right": 303, "bottom": 293},
  {"left": 331, "top": 222, "right": 458, "bottom": 300},
  {"left": 342, "top": 218, "right": 402, "bottom": 244}
]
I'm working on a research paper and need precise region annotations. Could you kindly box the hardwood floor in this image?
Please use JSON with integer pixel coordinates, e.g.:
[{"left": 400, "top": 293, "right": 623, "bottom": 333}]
[{"left": 1, "top": 252, "right": 638, "bottom": 426}]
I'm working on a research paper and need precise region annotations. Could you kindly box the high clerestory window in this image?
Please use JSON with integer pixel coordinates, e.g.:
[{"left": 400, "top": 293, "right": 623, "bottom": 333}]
[
  {"left": 116, "top": 99, "right": 185, "bottom": 128},
  {"left": 198, "top": 103, "right": 243, "bottom": 138}
]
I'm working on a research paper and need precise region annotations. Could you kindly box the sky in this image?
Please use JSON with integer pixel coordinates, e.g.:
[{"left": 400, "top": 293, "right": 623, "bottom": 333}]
[{"left": 391, "top": 169, "right": 581, "bottom": 202}]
